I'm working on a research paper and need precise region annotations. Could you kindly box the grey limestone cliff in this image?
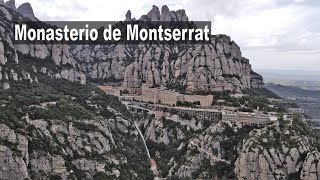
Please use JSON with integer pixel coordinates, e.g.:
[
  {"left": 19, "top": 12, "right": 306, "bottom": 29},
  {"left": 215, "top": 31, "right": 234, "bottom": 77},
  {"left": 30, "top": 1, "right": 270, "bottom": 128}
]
[
  {"left": 0, "top": 5, "right": 86, "bottom": 88},
  {"left": 70, "top": 5, "right": 263, "bottom": 92},
  {"left": 17, "top": 2, "right": 37, "bottom": 21},
  {"left": 4, "top": 0, "right": 15, "bottom": 10}
]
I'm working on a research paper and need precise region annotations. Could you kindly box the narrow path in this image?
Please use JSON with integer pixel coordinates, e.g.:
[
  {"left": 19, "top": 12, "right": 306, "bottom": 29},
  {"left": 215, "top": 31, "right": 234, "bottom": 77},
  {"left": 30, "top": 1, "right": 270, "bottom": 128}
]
[{"left": 189, "top": 141, "right": 230, "bottom": 164}]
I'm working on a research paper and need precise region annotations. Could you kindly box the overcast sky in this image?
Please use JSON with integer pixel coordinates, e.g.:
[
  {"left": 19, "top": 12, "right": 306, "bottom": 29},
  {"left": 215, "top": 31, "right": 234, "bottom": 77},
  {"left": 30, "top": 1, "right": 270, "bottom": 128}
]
[{"left": 15, "top": 0, "right": 320, "bottom": 73}]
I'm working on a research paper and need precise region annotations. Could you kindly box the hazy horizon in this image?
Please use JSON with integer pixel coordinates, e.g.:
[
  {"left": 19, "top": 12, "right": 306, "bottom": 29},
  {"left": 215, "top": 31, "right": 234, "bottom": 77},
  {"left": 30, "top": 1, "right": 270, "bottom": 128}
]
[{"left": 258, "top": 69, "right": 320, "bottom": 80}]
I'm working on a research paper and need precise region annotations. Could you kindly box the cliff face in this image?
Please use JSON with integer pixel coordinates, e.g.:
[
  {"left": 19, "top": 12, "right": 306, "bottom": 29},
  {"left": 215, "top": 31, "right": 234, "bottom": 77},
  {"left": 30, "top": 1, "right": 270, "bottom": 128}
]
[
  {"left": 71, "top": 5, "right": 263, "bottom": 91},
  {"left": 16, "top": 2, "right": 37, "bottom": 21},
  {"left": 0, "top": 78, "right": 152, "bottom": 179},
  {"left": 3, "top": 0, "right": 37, "bottom": 20},
  {"left": 235, "top": 121, "right": 320, "bottom": 180},
  {"left": 73, "top": 35, "right": 263, "bottom": 92},
  {"left": 4, "top": 0, "right": 15, "bottom": 10},
  {"left": 0, "top": 4, "right": 86, "bottom": 89},
  {"left": 130, "top": 114, "right": 320, "bottom": 179},
  {"left": 139, "top": 116, "right": 237, "bottom": 179},
  {"left": 0, "top": 117, "right": 139, "bottom": 179},
  {"left": 137, "top": 5, "right": 188, "bottom": 21},
  {"left": 0, "top": 3, "right": 263, "bottom": 91}
]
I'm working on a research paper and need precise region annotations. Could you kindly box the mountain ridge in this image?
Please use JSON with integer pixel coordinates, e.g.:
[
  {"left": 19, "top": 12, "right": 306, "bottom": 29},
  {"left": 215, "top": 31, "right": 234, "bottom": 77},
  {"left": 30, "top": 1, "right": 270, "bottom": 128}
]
[
  {"left": 70, "top": 5, "right": 264, "bottom": 92},
  {"left": 3, "top": 0, "right": 37, "bottom": 21},
  {"left": 0, "top": 3, "right": 264, "bottom": 92}
]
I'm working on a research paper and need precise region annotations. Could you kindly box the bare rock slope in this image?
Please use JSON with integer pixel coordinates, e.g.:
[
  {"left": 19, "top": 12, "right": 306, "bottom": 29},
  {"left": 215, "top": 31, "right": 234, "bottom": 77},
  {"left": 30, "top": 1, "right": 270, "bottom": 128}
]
[
  {"left": 0, "top": 4, "right": 86, "bottom": 89},
  {"left": 72, "top": 5, "right": 264, "bottom": 91}
]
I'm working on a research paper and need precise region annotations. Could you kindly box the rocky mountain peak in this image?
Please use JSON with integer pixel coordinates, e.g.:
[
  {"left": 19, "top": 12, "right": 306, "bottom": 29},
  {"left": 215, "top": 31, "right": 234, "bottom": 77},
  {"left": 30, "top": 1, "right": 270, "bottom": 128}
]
[
  {"left": 0, "top": 5, "right": 86, "bottom": 86},
  {"left": 72, "top": 5, "right": 264, "bottom": 91},
  {"left": 146, "top": 5, "right": 160, "bottom": 21},
  {"left": 3, "top": 0, "right": 38, "bottom": 20},
  {"left": 126, "top": 5, "right": 189, "bottom": 22},
  {"left": 161, "top": 5, "right": 169, "bottom": 11},
  {"left": 160, "top": 5, "right": 188, "bottom": 21},
  {"left": 125, "top": 10, "right": 131, "bottom": 21},
  {"left": 160, "top": 5, "right": 171, "bottom": 21},
  {"left": 17, "top": 2, "right": 37, "bottom": 21},
  {"left": 4, "top": 0, "right": 16, "bottom": 10}
]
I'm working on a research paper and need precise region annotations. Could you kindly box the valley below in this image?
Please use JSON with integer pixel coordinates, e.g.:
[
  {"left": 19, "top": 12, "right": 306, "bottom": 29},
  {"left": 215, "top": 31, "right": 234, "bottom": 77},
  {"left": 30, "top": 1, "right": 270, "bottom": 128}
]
[{"left": 266, "top": 83, "right": 320, "bottom": 128}]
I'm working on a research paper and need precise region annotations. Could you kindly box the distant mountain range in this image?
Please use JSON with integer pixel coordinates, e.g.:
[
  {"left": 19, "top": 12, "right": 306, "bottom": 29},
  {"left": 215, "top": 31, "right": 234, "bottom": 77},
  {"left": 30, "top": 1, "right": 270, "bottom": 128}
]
[
  {"left": 257, "top": 69, "right": 320, "bottom": 90},
  {"left": 257, "top": 69, "right": 320, "bottom": 81},
  {"left": 266, "top": 83, "right": 320, "bottom": 120},
  {"left": 265, "top": 83, "right": 320, "bottom": 100}
]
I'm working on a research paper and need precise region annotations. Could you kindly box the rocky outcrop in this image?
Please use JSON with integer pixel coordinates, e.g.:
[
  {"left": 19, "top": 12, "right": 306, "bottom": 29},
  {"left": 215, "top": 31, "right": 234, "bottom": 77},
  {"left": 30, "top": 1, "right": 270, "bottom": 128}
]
[
  {"left": 72, "top": 5, "right": 262, "bottom": 92},
  {"left": 136, "top": 5, "right": 188, "bottom": 22},
  {"left": 0, "top": 145, "right": 29, "bottom": 179},
  {"left": 235, "top": 123, "right": 320, "bottom": 180},
  {"left": 4, "top": 0, "right": 38, "bottom": 20},
  {"left": 4, "top": 0, "right": 15, "bottom": 10},
  {"left": 17, "top": 2, "right": 37, "bottom": 21},
  {"left": 0, "top": 98, "right": 147, "bottom": 179},
  {"left": 301, "top": 151, "right": 320, "bottom": 180},
  {"left": 0, "top": 5, "right": 86, "bottom": 87},
  {"left": 0, "top": 64, "right": 160, "bottom": 179},
  {"left": 137, "top": 110, "right": 320, "bottom": 179},
  {"left": 160, "top": 5, "right": 188, "bottom": 21},
  {"left": 125, "top": 10, "right": 131, "bottom": 21},
  {"left": 0, "top": 41, "right": 6, "bottom": 65},
  {"left": 146, "top": 5, "right": 160, "bottom": 21},
  {"left": 251, "top": 71, "right": 264, "bottom": 88},
  {"left": 138, "top": 115, "right": 235, "bottom": 179},
  {"left": 72, "top": 34, "right": 259, "bottom": 91}
]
